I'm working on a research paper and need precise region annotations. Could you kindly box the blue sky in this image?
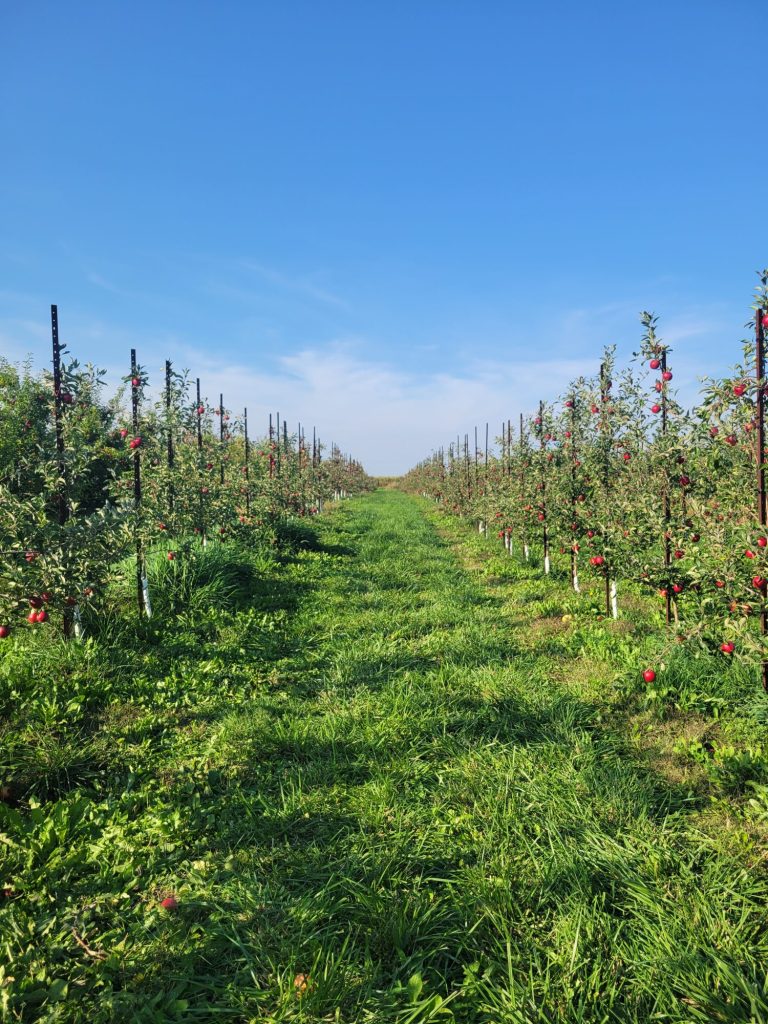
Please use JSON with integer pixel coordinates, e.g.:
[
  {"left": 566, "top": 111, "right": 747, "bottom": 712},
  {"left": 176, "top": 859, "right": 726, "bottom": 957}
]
[{"left": 2, "top": 1, "right": 766, "bottom": 473}]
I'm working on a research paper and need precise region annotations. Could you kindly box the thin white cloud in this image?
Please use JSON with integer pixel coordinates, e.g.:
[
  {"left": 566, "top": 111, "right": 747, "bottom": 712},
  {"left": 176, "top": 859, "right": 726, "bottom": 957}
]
[
  {"left": 86, "top": 272, "right": 128, "bottom": 296},
  {"left": 240, "top": 260, "right": 350, "bottom": 311}
]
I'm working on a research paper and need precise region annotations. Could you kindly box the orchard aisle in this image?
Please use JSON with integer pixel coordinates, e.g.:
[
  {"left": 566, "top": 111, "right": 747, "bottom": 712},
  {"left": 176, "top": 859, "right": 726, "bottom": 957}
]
[
  {"left": 216, "top": 488, "right": 767, "bottom": 1023},
  {"left": 4, "top": 488, "right": 768, "bottom": 1023}
]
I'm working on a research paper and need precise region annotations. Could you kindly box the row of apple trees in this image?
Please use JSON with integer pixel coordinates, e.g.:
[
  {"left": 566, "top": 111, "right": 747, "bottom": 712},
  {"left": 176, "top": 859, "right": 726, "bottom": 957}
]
[
  {"left": 403, "top": 272, "right": 768, "bottom": 677},
  {"left": 0, "top": 326, "right": 372, "bottom": 637}
]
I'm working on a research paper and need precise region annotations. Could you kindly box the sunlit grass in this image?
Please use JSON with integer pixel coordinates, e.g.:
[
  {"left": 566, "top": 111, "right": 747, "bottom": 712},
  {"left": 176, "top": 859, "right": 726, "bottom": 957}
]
[{"left": 1, "top": 490, "right": 767, "bottom": 1022}]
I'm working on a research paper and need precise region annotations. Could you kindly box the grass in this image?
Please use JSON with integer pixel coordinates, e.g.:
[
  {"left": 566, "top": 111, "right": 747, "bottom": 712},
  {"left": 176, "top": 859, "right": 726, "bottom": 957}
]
[{"left": 1, "top": 490, "right": 768, "bottom": 1022}]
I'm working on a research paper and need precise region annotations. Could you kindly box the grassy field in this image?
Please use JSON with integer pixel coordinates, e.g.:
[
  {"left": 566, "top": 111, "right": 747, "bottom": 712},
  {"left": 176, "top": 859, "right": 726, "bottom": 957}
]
[{"left": 2, "top": 490, "right": 768, "bottom": 1022}]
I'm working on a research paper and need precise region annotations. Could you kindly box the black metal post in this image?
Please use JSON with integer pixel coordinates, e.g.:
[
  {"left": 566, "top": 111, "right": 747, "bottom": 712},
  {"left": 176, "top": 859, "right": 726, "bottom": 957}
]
[
  {"left": 51, "top": 306, "right": 73, "bottom": 637},
  {"left": 756, "top": 308, "right": 768, "bottom": 690},
  {"left": 131, "top": 350, "right": 143, "bottom": 615},
  {"left": 219, "top": 393, "right": 225, "bottom": 486},
  {"left": 244, "top": 407, "right": 250, "bottom": 515},
  {"left": 165, "top": 360, "right": 174, "bottom": 516}
]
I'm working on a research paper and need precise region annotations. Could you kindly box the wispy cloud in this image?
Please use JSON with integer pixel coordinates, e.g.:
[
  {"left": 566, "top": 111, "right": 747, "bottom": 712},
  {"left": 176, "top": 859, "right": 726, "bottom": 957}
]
[
  {"left": 86, "top": 272, "right": 129, "bottom": 296},
  {"left": 240, "top": 260, "right": 351, "bottom": 311}
]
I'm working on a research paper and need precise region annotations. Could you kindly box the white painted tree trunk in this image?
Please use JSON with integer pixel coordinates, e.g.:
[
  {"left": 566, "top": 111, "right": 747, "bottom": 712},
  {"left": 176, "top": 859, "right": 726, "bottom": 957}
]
[
  {"left": 142, "top": 575, "right": 153, "bottom": 618},
  {"left": 610, "top": 579, "right": 618, "bottom": 619}
]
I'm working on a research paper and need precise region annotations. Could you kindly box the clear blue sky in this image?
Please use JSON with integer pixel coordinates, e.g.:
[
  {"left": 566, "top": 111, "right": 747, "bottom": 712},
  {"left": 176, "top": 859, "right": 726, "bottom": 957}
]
[{"left": 2, "top": 1, "right": 766, "bottom": 473}]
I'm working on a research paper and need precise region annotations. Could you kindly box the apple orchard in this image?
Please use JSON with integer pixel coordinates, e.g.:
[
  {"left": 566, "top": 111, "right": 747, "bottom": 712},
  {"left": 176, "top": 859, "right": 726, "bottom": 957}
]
[
  {"left": 403, "top": 271, "right": 768, "bottom": 693},
  {"left": 0, "top": 315, "right": 373, "bottom": 639}
]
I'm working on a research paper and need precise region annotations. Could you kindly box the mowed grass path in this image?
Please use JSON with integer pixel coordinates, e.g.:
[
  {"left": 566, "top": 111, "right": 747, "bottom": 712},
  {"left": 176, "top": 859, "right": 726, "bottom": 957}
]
[{"left": 5, "top": 490, "right": 768, "bottom": 1022}]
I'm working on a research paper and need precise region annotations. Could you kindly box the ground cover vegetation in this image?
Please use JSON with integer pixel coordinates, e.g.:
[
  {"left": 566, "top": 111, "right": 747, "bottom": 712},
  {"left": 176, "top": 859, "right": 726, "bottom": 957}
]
[{"left": 1, "top": 485, "right": 767, "bottom": 1022}]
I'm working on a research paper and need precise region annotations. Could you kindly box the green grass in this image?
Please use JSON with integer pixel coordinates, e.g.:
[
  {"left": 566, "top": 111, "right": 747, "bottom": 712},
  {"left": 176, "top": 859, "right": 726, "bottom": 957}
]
[{"left": 2, "top": 490, "right": 768, "bottom": 1022}]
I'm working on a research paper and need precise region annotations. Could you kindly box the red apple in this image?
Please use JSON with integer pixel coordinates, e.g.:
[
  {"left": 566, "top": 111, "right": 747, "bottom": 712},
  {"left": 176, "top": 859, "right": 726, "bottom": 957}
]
[
  {"left": 27, "top": 611, "right": 38, "bottom": 624},
  {"left": 758, "top": 537, "right": 768, "bottom": 548},
  {"left": 672, "top": 583, "right": 683, "bottom": 594},
  {"left": 129, "top": 437, "right": 142, "bottom": 450},
  {"left": 36, "top": 610, "right": 48, "bottom": 623},
  {"left": 119, "top": 428, "right": 129, "bottom": 439},
  {"left": 674, "top": 550, "right": 684, "bottom": 559},
  {"left": 651, "top": 404, "right": 661, "bottom": 414},
  {"left": 167, "top": 551, "right": 176, "bottom": 561},
  {"left": 29, "top": 597, "right": 42, "bottom": 609},
  {"left": 649, "top": 358, "right": 660, "bottom": 370},
  {"left": 745, "top": 549, "right": 757, "bottom": 559},
  {"left": 720, "top": 642, "right": 735, "bottom": 654},
  {"left": 709, "top": 426, "right": 719, "bottom": 437},
  {"left": 0, "top": 626, "right": 9, "bottom": 638},
  {"left": 715, "top": 580, "right": 725, "bottom": 588},
  {"left": 662, "top": 370, "right": 673, "bottom": 381},
  {"left": 752, "top": 576, "right": 766, "bottom": 589},
  {"left": 642, "top": 668, "right": 656, "bottom": 683},
  {"left": 160, "top": 896, "right": 178, "bottom": 911},
  {"left": 734, "top": 384, "right": 746, "bottom": 397},
  {"left": 131, "top": 377, "right": 140, "bottom": 387}
]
